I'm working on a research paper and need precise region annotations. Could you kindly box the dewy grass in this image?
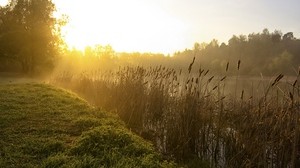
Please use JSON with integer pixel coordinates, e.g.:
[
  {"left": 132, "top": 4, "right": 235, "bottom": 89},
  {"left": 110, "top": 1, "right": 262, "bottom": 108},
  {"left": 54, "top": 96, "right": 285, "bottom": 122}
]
[
  {"left": 51, "top": 64, "right": 300, "bottom": 167},
  {"left": 0, "top": 83, "right": 175, "bottom": 168}
]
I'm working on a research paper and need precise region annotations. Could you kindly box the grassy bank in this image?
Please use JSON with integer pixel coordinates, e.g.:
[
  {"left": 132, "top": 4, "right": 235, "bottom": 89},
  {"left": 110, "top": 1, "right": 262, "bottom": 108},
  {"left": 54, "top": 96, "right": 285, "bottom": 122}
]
[{"left": 0, "top": 83, "right": 174, "bottom": 167}]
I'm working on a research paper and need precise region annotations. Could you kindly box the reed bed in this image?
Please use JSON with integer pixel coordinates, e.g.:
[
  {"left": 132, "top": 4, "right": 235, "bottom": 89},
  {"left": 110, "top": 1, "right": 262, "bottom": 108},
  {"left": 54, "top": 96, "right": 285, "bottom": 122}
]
[{"left": 51, "top": 61, "right": 300, "bottom": 167}]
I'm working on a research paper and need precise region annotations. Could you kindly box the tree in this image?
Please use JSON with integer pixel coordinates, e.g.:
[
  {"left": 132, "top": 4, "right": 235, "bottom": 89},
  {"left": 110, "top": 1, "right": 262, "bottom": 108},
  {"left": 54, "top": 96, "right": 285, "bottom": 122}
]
[
  {"left": 0, "top": 0, "right": 64, "bottom": 74},
  {"left": 271, "top": 30, "right": 282, "bottom": 43},
  {"left": 283, "top": 32, "right": 295, "bottom": 41}
]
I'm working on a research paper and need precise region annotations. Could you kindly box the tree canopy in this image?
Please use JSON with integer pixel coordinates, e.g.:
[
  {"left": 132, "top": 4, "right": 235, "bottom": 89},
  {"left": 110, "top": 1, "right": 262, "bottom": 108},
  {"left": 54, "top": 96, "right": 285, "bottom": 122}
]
[
  {"left": 0, "top": 0, "right": 64, "bottom": 74},
  {"left": 173, "top": 29, "right": 300, "bottom": 75}
]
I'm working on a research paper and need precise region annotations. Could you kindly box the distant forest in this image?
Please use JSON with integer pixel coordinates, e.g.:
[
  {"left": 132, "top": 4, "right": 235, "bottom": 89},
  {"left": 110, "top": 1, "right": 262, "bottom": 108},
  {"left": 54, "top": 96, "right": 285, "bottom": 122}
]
[
  {"left": 0, "top": 0, "right": 299, "bottom": 76},
  {"left": 175, "top": 29, "right": 300, "bottom": 76},
  {"left": 60, "top": 29, "right": 300, "bottom": 76}
]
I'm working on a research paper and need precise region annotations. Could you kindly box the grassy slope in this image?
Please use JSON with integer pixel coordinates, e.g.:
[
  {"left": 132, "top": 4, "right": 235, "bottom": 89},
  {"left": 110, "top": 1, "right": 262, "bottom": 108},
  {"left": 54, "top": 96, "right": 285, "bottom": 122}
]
[{"left": 0, "top": 83, "right": 175, "bottom": 168}]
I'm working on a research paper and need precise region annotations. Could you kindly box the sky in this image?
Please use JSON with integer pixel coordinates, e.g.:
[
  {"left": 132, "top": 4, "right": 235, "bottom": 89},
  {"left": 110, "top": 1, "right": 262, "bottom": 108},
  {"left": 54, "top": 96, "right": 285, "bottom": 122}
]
[{"left": 1, "top": 0, "right": 300, "bottom": 54}]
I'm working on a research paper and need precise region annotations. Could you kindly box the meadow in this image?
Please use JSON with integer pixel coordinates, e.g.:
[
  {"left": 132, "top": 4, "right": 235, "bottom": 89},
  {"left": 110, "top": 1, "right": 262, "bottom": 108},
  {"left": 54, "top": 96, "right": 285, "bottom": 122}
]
[{"left": 51, "top": 60, "right": 300, "bottom": 167}]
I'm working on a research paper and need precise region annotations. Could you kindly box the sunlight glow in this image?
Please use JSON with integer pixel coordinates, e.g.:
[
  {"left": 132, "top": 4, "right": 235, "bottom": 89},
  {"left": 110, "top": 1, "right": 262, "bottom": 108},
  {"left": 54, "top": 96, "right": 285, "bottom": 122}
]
[
  {"left": 3, "top": 0, "right": 299, "bottom": 54},
  {"left": 53, "top": 0, "right": 187, "bottom": 54},
  {"left": 0, "top": 0, "right": 8, "bottom": 6}
]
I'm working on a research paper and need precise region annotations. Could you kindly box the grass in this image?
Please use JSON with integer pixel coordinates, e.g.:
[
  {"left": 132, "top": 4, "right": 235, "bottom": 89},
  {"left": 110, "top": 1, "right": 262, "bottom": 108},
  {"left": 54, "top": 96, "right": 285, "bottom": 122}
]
[{"left": 0, "top": 83, "right": 175, "bottom": 168}]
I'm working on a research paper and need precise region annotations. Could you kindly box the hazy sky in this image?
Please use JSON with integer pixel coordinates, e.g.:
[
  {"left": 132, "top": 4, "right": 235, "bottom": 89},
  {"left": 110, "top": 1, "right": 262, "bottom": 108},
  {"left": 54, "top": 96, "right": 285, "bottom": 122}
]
[{"left": 1, "top": 0, "right": 300, "bottom": 54}]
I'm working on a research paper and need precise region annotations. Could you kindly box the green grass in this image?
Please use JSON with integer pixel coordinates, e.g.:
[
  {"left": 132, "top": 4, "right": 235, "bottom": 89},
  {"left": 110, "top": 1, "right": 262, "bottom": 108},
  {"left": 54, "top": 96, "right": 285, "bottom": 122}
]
[{"left": 0, "top": 83, "right": 175, "bottom": 168}]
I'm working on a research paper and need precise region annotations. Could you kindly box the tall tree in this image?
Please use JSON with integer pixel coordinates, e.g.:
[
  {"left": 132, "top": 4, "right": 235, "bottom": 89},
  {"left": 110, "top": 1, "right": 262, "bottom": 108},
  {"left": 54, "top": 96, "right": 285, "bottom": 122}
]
[{"left": 0, "top": 0, "right": 64, "bottom": 74}]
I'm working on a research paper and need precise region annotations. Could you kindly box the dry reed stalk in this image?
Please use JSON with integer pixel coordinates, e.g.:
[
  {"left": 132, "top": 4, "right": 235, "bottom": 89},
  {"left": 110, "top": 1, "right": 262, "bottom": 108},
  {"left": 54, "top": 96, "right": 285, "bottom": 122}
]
[{"left": 50, "top": 63, "right": 299, "bottom": 167}]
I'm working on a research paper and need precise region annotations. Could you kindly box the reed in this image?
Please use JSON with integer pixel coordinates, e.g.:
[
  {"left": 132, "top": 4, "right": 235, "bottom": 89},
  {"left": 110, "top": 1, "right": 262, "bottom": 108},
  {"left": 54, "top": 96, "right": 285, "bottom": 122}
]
[{"left": 51, "top": 63, "right": 300, "bottom": 167}]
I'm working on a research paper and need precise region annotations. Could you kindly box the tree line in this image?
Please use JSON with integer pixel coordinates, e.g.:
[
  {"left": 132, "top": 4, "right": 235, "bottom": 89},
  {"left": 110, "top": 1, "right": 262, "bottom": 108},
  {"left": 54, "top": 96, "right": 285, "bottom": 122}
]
[
  {"left": 174, "top": 29, "right": 300, "bottom": 75},
  {"left": 0, "top": 0, "right": 299, "bottom": 76},
  {"left": 60, "top": 29, "right": 300, "bottom": 76}
]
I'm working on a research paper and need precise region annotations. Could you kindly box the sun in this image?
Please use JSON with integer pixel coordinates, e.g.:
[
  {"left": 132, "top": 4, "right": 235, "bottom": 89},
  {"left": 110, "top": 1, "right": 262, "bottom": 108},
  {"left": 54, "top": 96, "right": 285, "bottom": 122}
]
[{"left": 53, "top": 0, "right": 187, "bottom": 54}]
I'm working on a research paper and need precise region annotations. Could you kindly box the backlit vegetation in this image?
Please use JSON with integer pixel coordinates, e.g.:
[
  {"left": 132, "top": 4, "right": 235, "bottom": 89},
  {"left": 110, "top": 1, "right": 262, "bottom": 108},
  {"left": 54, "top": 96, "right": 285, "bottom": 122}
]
[{"left": 52, "top": 60, "right": 300, "bottom": 167}]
